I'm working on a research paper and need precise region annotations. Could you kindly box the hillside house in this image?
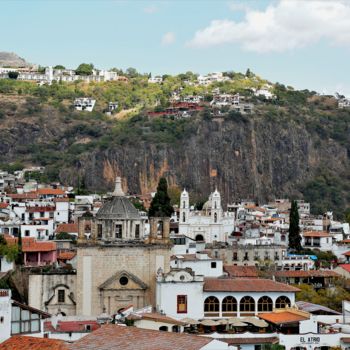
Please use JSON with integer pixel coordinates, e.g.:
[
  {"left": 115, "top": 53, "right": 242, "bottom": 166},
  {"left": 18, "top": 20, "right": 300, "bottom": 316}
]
[{"left": 74, "top": 98, "right": 96, "bottom": 112}]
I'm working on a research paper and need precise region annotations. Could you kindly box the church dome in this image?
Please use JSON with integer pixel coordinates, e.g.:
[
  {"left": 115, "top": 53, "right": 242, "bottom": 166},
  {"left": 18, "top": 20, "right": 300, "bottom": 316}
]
[
  {"left": 202, "top": 200, "right": 212, "bottom": 211},
  {"left": 96, "top": 177, "right": 141, "bottom": 220}
]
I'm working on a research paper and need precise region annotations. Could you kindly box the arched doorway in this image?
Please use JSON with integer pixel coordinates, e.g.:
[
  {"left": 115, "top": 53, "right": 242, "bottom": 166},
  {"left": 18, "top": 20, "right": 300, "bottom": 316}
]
[{"left": 195, "top": 234, "right": 204, "bottom": 242}]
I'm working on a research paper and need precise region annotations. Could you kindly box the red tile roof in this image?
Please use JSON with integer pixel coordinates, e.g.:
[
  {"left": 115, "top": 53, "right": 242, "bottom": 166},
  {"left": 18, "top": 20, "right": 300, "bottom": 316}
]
[
  {"left": 0, "top": 202, "right": 9, "bottom": 209},
  {"left": 56, "top": 223, "right": 78, "bottom": 234},
  {"left": 223, "top": 265, "right": 258, "bottom": 278},
  {"left": 338, "top": 264, "right": 350, "bottom": 273},
  {"left": 303, "top": 231, "right": 330, "bottom": 237},
  {"left": 22, "top": 239, "right": 56, "bottom": 252},
  {"left": 258, "top": 311, "right": 309, "bottom": 324},
  {"left": 69, "top": 324, "right": 214, "bottom": 350},
  {"left": 343, "top": 251, "right": 350, "bottom": 257},
  {"left": 203, "top": 278, "right": 300, "bottom": 292},
  {"left": 8, "top": 193, "right": 38, "bottom": 200},
  {"left": 26, "top": 206, "right": 55, "bottom": 213},
  {"left": 44, "top": 320, "right": 100, "bottom": 333},
  {"left": 0, "top": 336, "right": 68, "bottom": 350},
  {"left": 54, "top": 198, "right": 70, "bottom": 202},
  {"left": 36, "top": 188, "right": 66, "bottom": 195},
  {"left": 274, "top": 270, "right": 339, "bottom": 278}
]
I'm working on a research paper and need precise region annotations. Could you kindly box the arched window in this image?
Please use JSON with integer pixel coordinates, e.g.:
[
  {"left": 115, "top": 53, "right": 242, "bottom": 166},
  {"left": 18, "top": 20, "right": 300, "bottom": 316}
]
[
  {"left": 275, "top": 296, "right": 291, "bottom": 309},
  {"left": 214, "top": 213, "right": 217, "bottom": 223},
  {"left": 240, "top": 296, "right": 255, "bottom": 315},
  {"left": 204, "top": 296, "right": 220, "bottom": 317},
  {"left": 159, "top": 326, "right": 168, "bottom": 331},
  {"left": 214, "top": 201, "right": 217, "bottom": 209},
  {"left": 222, "top": 296, "right": 237, "bottom": 316},
  {"left": 258, "top": 296, "right": 273, "bottom": 312},
  {"left": 182, "top": 212, "right": 186, "bottom": 223},
  {"left": 183, "top": 201, "right": 185, "bottom": 209}
]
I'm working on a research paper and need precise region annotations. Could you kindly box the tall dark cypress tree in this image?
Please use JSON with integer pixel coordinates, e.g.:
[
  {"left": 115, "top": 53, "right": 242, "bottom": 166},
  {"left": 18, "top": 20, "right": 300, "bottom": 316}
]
[
  {"left": 148, "top": 178, "right": 173, "bottom": 217},
  {"left": 288, "top": 200, "right": 302, "bottom": 252}
]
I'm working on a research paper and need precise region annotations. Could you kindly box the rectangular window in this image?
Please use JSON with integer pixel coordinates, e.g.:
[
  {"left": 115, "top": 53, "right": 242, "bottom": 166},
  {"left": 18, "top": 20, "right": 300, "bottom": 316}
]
[
  {"left": 233, "top": 252, "right": 238, "bottom": 261},
  {"left": 97, "top": 224, "right": 103, "bottom": 239},
  {"left": 115, "top": 224, "right": 122, "bottom": 239},
  {"left": 211, "top": 262, "right": 217, "bottom": 269},
  {"left": 58, "top": 289, "right": 65, "bottom": 303},
  {"left": 25, "top": 230, "right": 30, "bottom": 237},
  {"left": 177, "top": 295, "right": 187, "bottom": 313},
  {"left": 135, "top": 224, "right": 140, "bottom": 239}
]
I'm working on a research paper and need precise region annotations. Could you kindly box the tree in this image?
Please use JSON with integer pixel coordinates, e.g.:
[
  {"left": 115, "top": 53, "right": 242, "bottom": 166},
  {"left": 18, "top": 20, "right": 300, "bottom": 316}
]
[
  {"left": 75, "top": 63, "right": 94, "bottom": 76},
  {"left": 125, "top": 67, "right": 139, "bottom": 78},
  {"left": 8, "top": 71, "right": 19, "bottom": 80},
  {"left": 55, "top": 232, "right": 74, "bottom": 240},
  {"left": 245, "top": 68, "right": 252, "bottom": 78},
  {"left": 54, "top": 65, "right": 65, "bottom": 70},
  {"left": 288, "top": 200, "right": 302, "bottom": 252},
  {"left": 148, "top": 178, "right": 173, "bottom": 217}
]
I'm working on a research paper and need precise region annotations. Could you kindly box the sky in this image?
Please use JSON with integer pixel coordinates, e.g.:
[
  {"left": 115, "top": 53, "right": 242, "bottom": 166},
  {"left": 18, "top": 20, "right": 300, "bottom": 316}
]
[{"left": 1, "top": 0, "right": 350, "bottom": 96}]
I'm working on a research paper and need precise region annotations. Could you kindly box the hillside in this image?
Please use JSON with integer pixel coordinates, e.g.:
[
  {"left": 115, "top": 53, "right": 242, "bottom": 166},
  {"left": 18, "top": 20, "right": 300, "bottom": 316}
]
[
  {"left": 0, "top": 52, "right": 31, "bottom": 67},
  {"left": 0, "top": 74, "right": 349, "bottom": 218}
]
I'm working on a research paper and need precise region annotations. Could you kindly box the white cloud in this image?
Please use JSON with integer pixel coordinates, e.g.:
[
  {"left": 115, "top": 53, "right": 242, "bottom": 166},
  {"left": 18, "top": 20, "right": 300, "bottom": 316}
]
[
  {"left": 161, "top": 32, "right": 176, "bottom": 45},
  {"left": 144, "top": 5, "right": 158, "bottom": 14},
  {"left": 188, "top": 0, "right": 350, "bottom": 53},
  {"left": 227, "top": 1, "right": 251, "bottom": 12}
]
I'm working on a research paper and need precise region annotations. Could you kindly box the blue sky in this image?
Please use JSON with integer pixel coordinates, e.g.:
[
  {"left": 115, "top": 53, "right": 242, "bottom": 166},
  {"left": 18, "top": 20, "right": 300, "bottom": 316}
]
[{"left": 1, "top": 0, "right": 350, "bottom": 95}]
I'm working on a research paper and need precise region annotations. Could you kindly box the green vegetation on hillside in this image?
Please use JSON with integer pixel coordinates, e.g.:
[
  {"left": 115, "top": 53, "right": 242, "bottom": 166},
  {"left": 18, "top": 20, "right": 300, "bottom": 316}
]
[{"left": 0, "top": 71, "right": 349, "bottom": 217}]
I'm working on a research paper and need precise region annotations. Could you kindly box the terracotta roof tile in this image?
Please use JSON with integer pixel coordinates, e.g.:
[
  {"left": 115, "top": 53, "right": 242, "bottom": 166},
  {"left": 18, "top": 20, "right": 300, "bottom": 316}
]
[
  {"left": 338, "top": 264, "right": 350, "bottom": 273},
  {"left": 274, "top": 270, "right": 339, "bottom": 278},
  {"left": 0, "top": 336, "right": 67, "bottom": 349},
  {"left": 303, "top": 231, "right": 330, "bottom": 237},
  {"left": 203, "top": 278, "right": 300, "bottom": 292},
  {"left": 22, "top": 239, "right": 56, "bottom": 252},
  {"left": 56, "top": 223, "right": 78, "bottom": 234},
  {"left": 54, "top": 198, "right": 70, "bottom": 202},
  {"left": 36, "top": 188, "right": 66, "bottom": 195},
  {"left": 343, "top": 251, "right": 350, "bottom": 257},
  {"left": 0, "top": 202, "right": 9, "bottom": 209},
  {"left": 8, "top": 193, "right": 38, "bottom": 200},
  {"left": 223, "top": 265, "right": 258, "bottom": 278},
  {"left": 69, "top": 324, "right": 214, "bottom": 350},
  {"left": 258, "top": 311, "right": 309, "bottom": 324},
  {"left": 44, "top": 320, "right": 100, "bottom": 333}
]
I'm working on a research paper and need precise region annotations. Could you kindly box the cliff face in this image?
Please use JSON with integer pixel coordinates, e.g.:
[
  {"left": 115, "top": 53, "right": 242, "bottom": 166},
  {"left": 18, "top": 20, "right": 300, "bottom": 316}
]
[
  {"left": 0, "top": 95, "right": 349, "bottom": 214},
  {"left": 61, "top": 116, "right": 348, "bottom": 204}
]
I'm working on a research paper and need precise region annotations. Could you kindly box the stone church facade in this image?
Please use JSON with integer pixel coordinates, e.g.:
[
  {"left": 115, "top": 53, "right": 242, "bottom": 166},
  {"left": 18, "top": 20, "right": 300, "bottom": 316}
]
[{"left": 29, "top": 177, "right": 172, "bottom": 317}]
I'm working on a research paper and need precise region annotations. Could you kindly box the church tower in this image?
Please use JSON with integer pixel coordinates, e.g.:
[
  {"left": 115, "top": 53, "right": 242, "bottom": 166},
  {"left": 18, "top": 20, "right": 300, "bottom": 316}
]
[
  {"left": 211, "top": 188, "right": 221, "bottom": 223},
  {"left": 180, "top": 189, "right": 189, "bottom": 224}
]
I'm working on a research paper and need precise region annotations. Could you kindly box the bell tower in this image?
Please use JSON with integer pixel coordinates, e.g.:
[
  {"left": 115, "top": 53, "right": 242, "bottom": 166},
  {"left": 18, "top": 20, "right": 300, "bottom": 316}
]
[
  {"left": 180, "top": 189, "right": 189, "bottom": 224},
  {"left": 211, "top": 188, "right": 221, "bottom": 223}
]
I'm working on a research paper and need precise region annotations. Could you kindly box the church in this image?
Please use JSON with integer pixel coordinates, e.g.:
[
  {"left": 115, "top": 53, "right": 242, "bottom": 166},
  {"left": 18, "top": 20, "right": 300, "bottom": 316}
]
[
  {"left": 29, "top": 177, "right": 172, "bottom": 317},
  {"left": 178, "top": 189, "right": 235, "bottom": 243}
]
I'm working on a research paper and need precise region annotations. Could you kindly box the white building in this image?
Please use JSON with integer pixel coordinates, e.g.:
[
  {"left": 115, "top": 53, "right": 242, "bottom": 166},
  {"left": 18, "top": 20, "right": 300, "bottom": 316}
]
[
  {"left": 148, "top": 76, "right": 163, "bottom": 84},
  {"left": 74, "top": 98, "right": 96, "bottom": 112},
  {"left": 338, "top": 98, "right": 350, "bottom": 109},
  {"left": 170, "top": 252, "right": 223, "bottom": 277},
  {"left": 179, "top": 189, "right": 235, "bottom": 243},
  {"left": 156, "top": 268, "right": 298, "bottom": 320},
  {"left": 0, "top": 289, "right": 50, "bottom": 343}
]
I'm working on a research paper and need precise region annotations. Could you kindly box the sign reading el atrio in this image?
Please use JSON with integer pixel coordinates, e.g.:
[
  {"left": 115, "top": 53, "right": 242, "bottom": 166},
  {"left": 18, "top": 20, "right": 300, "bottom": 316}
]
[{"left": 300, "top": 336, "right": 320, "bottom": 344}]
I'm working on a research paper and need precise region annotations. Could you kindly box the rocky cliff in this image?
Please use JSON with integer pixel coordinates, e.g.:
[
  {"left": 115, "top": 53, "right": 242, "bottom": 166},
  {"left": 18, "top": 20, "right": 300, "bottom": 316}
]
[{"left": 0, "top": 92, "right": 349, "bottom": 217}]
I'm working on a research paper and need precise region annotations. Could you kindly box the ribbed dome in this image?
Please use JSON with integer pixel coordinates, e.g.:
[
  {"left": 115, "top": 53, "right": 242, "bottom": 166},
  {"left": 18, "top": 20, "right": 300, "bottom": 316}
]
[
  {"left": 96, "top": 196, "right": 141, "bottom": 220},
  {"left": 96, "top": 177, "right": 141, "bottom": 220}
]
